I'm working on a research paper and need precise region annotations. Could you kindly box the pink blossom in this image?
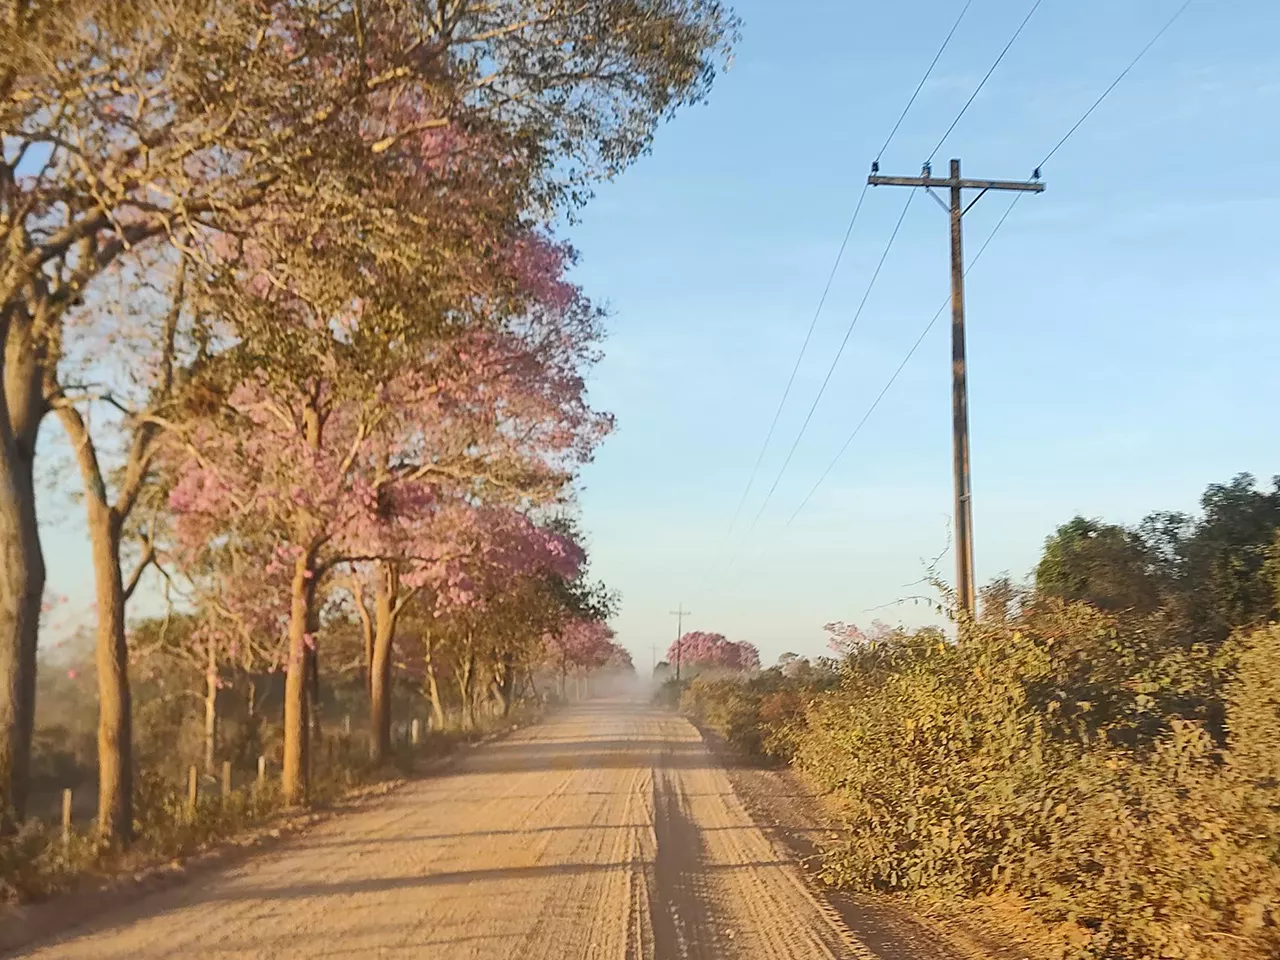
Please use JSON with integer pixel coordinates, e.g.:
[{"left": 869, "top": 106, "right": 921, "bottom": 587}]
[
  {"left": 667, "top": 632, "right": 760, "bottom": 673},
  {"left": 545, "top": 618, "right": 619, "bottom": 675}
]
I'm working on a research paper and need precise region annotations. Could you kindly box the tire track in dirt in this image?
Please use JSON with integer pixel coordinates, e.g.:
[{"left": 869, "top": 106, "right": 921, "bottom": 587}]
[
  {"left": 649, "top": 711, "right": 872, "bottom": 960},
  {"left": 15, "top": 701, "right": 875, "bottom": 959}
]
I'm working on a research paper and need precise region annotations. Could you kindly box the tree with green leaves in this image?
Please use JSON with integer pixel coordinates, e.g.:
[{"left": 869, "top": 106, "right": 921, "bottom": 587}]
[
  {"left": 1035, "top": 516, "right": 1161, "bottom": 615},
  {"left": 3, "top": 0, "right": 737, "bottom": 835}
]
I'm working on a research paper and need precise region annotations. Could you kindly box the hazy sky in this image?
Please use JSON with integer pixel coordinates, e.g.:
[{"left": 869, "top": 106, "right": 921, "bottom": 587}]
[
  {"left": 561, "top": 0, "right": 1280, "bottom": 668},
  {"left": 35, "top": 0, "right": 1280, "bottom": 669}
]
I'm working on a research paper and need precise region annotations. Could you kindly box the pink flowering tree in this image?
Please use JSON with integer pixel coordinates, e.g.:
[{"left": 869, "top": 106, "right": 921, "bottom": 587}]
[
  {"left": 545, "top": 618, "right": 619, "bottom": 697},
  {"left": 667, "top": 632, "right": 761, "bottom": 678},
  {"left": 2, "top": 0, "right": 735, "bottom": 841},
  {"left": 168, "top": 200, "right": 609, "bottom": 798},
  {"left": 360, "top": 501, "right": 582, "bottom": 749},
  {"left": 340, "top": 237, "right": 606, "bottom": 754},
  {"left": 605, "top": 643, "right": 635, "bottom": 673}
]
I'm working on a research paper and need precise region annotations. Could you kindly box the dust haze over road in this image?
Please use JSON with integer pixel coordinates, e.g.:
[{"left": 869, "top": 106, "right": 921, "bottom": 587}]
[{"left": 19, "top": 701, "right": 869, "bottom": 959}]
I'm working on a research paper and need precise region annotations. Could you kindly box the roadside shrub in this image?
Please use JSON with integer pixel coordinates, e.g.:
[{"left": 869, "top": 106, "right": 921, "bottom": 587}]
[
  {"left": 757, "top": 688, "right": 809, "bottom": 760},
  {"left": 793, "top": 611, "right": 1280, "bottom": 960},
  {"left": 681, "top": 677, "right": 764, "bottom": 755},
  {"left": 652, "top": 677, "right": 688, "bottom": 710},
  {"left": 678, "top": 665, "right": 838, "bottom": 762},
  {"left": 675, "top": 609, "right": 1280, "bottom": 958}
]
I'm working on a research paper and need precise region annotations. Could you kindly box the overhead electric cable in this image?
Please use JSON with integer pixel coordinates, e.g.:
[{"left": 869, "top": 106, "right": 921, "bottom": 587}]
[
  {"left": 781, "top": 0, "right": 1197, "bottom": 529},
  {"left": 784, "top": 194, "right": 1023, "bottom": 528},
  {"left": 1035, "top": 0, "right": 1195, "bottom": 172},
  {"left": 736, "top": 0, "right": 1052, "bottom": 541},
  {"left": 722, "top": 0, "right": 977, "bottom": 541},
  {"left": 928, "top": 0, "right": 1046, "bottom": 162},
  {"left": 742, "top": 190, "right": 917, "bottom": 538},
  {"left": 878, "top": 0, "right": 977, "bottom": 162}
]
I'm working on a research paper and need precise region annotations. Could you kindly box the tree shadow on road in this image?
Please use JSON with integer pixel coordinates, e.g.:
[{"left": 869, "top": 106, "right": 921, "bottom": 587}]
[
  {"left": 448, "top": 737, "right": 749, "bottom": 775},
  {"left": 197, "top": 856, "right": 790, "bottom": 904}
]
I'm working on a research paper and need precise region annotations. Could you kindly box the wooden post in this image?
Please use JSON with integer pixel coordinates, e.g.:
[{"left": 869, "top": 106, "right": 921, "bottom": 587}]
[
  {"left": 61, "top": 788, "right": 72, "bottom": 854},
  {"left": 670, "top": 604, "right": 690, "bottom": 681},
  {"left": 867, "top": 161, "right": 1045, "bottom": 617},
  {"left": 947, "top": 158, "right": 976, "bottom": 616},
  {"left": 187, "top": 765, "right": 199, "bottom": 816},
  {"left": 411, "top": 718, "right": 421, "bottom": 745},
  {"left": 221, "top": 760, "right": 232, "bottom": 800},
  {"left": 342, "top": 714, "right": 351, "bottom": 736},
  {"left": 257, "top": 755, "right": 267, "bottom": 790}
]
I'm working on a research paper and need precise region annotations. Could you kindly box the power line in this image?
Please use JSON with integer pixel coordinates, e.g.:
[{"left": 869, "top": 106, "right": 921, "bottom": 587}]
[
  {"left": 781, "top": 0, "right": 1199, "bottom": 530},
  {"left": 723, "top": 0, "right": 978, "bottom": 542},
  {"left": 740, "top": 2, "right": 1044, "bottom": 543},
  {"left": 878, "top": 0, "right": 976, "bottom": 161},
  {"left": 784, "top": 194, "right": 1025, "bottom": 528},
  {"left": 723, "top": 181, "right": 870, "bottom": 539},
  {"left": 928, "top": 0, "right": 1046, "bottom": 163},
  {"left": 1036, "top": 0, "right": 1195, "bottom": 172},
  {"left": 743, "top": 190, "right": 917, "bottom": 537}
]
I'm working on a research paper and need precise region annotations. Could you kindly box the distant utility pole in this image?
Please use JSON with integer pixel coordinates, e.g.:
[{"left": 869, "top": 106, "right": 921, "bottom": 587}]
[
  {"left": 669, "top": 604, "right": 691, "bottom": 681},
  {"left": 868, "top": 159, "right": 1044, "bottom": 616}
]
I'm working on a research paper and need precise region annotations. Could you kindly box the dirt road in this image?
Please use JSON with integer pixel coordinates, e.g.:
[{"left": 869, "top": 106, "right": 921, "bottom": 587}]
[{"left": 19, "top": 700, "right": 872, "bottom": 959}]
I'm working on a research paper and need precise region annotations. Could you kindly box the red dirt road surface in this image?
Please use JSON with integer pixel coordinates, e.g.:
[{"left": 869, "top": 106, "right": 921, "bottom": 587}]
[{"left": 18, "top": 701, "right": 874, "bottom": 959}]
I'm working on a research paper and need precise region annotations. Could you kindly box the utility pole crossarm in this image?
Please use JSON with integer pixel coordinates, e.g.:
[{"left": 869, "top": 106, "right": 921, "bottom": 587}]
[{"left": 868, "top": 174, "right": 1044, "bottom": 193}]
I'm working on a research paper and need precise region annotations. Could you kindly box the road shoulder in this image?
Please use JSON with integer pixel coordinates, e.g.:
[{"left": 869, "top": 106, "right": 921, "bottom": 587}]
[
  {"left": 0, "top": 715, "right": 537, "bottom": 958},
  {"left": 698, "top": 724, "right": 1043, "bottom": 960}
]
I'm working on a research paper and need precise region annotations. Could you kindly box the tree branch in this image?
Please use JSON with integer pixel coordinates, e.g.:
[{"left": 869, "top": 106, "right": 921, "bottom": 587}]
[{"left": 123, "top": 542, "right": 156, "bottom": 602}]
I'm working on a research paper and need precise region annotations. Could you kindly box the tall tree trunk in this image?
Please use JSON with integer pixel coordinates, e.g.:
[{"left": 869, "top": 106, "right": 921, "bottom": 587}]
[
  {"left": 281, "top": 555, "right": 316, "bottom": 806},
  {"left": 57, "top": 394, "right": 141, "bottom": 844},
  {"left": 457, "top": 633, "right": 475, "bottom": 731},
  {"left": 369, "top": 562, "right": 398, "bottom": 764},
  {"left": 87, "top": 503, "right": 132, "bottom": 843},
  {"left": 0, "top": 315, "right": 45, "bottom": 831},
  {"left": 424, "top": 639, "right": 445, "bottom": 731},
  {"left": 50, "top": 266, "right": 177, "bottom": 842},
  {"left": 350, "top": 578, "right": 374, "bottom": 698},
  {"left": 203, "top": 638, "right": 218, "bottom": 776},
  {"left": 494, "top": 653, "right": 515, "bottom": 718}
]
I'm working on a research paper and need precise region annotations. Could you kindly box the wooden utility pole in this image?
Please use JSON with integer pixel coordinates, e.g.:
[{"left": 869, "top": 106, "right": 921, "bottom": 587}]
[
  {"left": 669, "top": 605, "right": 691, "bottom": 681},
  {"left": 868, "top": 159, "right": 1044, "bottom": 615}
]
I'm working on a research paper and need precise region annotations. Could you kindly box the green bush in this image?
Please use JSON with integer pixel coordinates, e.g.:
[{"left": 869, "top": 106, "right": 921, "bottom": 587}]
[
  {"left": 681, "top": 677, "right": 765, "bottom": 755},
  {"left": 678, "top": 666, "right": 837, "bottom": 762},
  {"left": 675, "top": 609, "right": 1280, "bottom": 958},
  {"left": 792, "top": 611, "right": 1280, "bottom": 960},
  {"left": 0, "top": 821, "right": 97, "bottom": 905},
  {"left": 652, "top": 677, "right": 688, "bottom": 710}
]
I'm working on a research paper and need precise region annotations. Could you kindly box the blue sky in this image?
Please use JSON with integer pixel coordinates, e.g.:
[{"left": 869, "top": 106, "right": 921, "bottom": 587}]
[
  {"left": 34, "top": 0, "right": 1280, "bottom": 669},
  {"left": 562, "top": 0, "right": 1280, "bottom": 669}
]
